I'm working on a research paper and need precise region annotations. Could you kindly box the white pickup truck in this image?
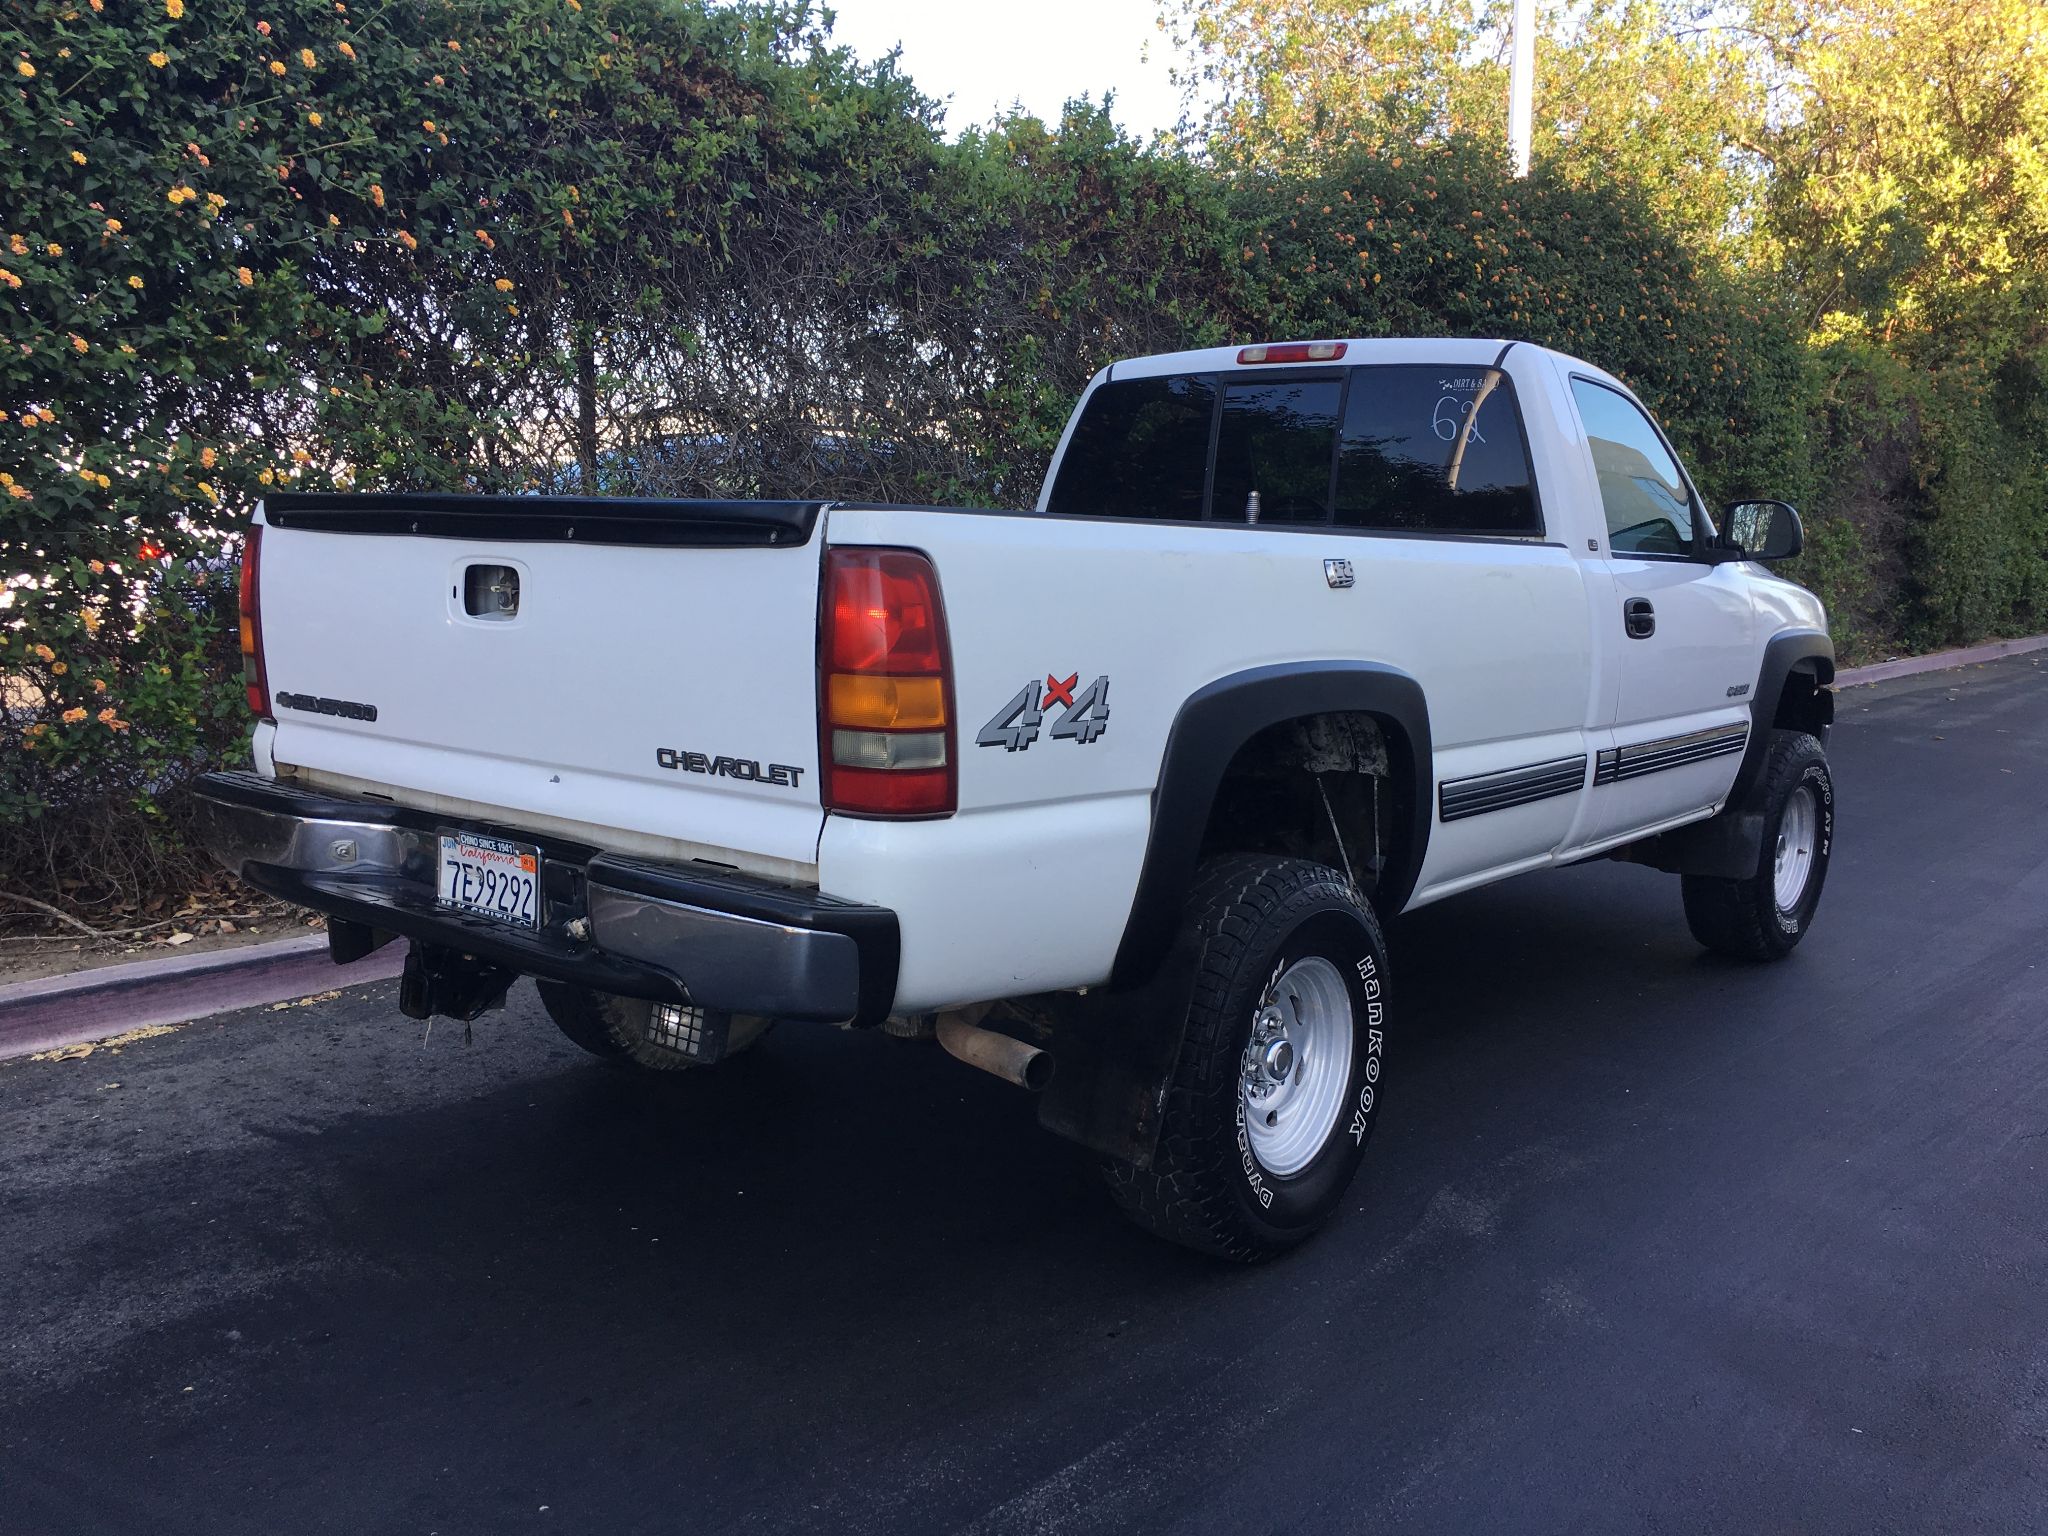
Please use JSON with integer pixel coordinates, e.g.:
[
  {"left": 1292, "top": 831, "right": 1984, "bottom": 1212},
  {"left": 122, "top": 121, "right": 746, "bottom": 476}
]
[{"left": 196, "top": 336, "right": 1836, "bottom": 1258}]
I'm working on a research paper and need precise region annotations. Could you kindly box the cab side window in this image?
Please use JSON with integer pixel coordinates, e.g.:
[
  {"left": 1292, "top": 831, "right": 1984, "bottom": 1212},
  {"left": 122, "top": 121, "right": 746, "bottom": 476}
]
[{"left": 1569, "top": 379, "right": 1697, "bottom": 556}]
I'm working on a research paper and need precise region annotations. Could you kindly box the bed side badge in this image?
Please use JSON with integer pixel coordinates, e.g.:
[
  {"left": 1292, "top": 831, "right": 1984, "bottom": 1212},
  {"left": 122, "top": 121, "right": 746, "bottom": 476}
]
[{"left": 1324, "top": 558, "right": 1355, "bottom": 589}]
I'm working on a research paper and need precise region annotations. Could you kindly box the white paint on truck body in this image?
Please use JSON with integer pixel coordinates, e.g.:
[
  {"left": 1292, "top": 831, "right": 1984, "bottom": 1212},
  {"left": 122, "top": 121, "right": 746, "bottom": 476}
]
[{"left": 245, "top": 337, "right": 1828, "bottom": 1017}]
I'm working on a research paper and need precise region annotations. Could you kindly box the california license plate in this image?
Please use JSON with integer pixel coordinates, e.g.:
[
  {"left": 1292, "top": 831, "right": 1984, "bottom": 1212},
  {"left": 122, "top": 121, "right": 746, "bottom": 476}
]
[{"left": 436, "top": 832, "right": 541, "bottom": 929}]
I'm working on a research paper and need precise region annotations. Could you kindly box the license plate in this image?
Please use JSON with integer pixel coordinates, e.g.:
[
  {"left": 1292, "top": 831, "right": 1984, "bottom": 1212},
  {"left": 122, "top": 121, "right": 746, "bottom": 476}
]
[{"left": 436, "top": 832, "right": 541, "bottom": 929}]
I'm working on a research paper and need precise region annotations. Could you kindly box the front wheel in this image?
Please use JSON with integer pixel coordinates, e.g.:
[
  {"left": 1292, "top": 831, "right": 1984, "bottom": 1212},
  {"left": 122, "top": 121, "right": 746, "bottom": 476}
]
[
  {"left": 1102, "top": 855, "right": 1389, "bottom": 1261},
  {"left": 1682, "top": 729, "right": 1835, "bottom": 960}
]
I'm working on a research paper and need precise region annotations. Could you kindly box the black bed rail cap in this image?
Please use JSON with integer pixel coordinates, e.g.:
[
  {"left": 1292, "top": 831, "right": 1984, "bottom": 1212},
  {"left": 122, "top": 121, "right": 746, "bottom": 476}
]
[{"left": 259, "top": 493, "right": 825, "bottom": 549}]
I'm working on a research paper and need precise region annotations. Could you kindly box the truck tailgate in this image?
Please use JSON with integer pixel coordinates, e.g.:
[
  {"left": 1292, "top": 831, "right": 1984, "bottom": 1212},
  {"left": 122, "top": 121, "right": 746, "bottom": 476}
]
[{"left": 254, "top": 496, "right": 826, "bottom": 872}]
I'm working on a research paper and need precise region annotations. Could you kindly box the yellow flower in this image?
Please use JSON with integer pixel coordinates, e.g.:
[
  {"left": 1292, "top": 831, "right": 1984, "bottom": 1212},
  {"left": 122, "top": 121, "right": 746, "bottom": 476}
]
[
  {"left": 396, "top": 230, "right": 417, "bottom": 251},
  {"left": 299, "top": 48, "right": 316, "bottom": 67},
  {"left": 97, "top": 707, "right": 121, "bottom": 726},
  {"left": 8, "top": 484, "right": 30, "bottom": 500},
  {"left": 369, "top": 183, "right": 385, "bottom": 208},
  {"left": 566, "top": 0, "right": 581, "bottom": 11},
  {"left": 236, "top": 265, "right": 254, "bottom": 286},
  {"left": 89, "top": 559, "right": 105, "bottom": 574},
  {"left": 150, "top": 50, "right": 169, "bottom": 67},
  {"left": 47, "top": 243, "right": 62, "bottom": 256},
  {"left": 80, "top": 608, "right": 101, "bottom": 635},
  {"left": 421, "top": 120, "right": 435, "bottom": 133},
  {"left": 71, "top": 151, "right": 88, "bottom": 165},
  {"left": 446, "top": 39, "right": 460, "bottom": 50},
  {"left": 338, "top": 41, "right": 356, "bottom": 60},
  {"left": 197, "top": 480, "right": 218, "bottom": 503},
  {"left": 494, "top": 277, "right": 513, "bottom": 292},
  {"left": 127, "top": 274, "right": 143, "bottom": 289},
  {"left": 200, "top": 446, "right": 216, "bottom": 468},
  {"left": 0, "top": 270, "right": 19, "bottom": 289},
  {"left": 257, "top": 19, "right": 270, "bottom": 34},
  {"left": 95, "top": 472, "right": 109, "bottom": 488},
  {"left": 307, "top": 110, "right": 322, "bottom": 127},
  {"left": 53, "top": 663, "right": 70, "bottom": 677},
  {"left": 92, "top": 677, "right": 107, "bottom": 692},
  {"left": 167, "top": 184, "right": 195, "bottom": 204},
  {"left": 506, "top": 303, "right": 518, "bottom": 316},
  {"left": 15, "top": 61, "right": 34, "bottom": 79},
  {"left": 269, "top": 59, "right": 286, "bottom": 75},
  {"left": 7, "top": 235, "right": 23, "bottom": 254},
  {"left": 104, "top": 217, "right": 122, "bottom": 234},
  {"left": 33, "top": 644, "right": 55, "bottom": 662},
  {"left": 62, "top": 707, "right": 87, "bottom": 725},
  {"left": 259, "top": 468, "right": 275, "bottom": 485},
  {"left": 70, "top": 333, "right": 88, "bottom": 353},
  {"left": 91, "top": 0, "right": 104, "bottom": 9},
  {"left": 165, "top": 0, "right": 183, "bottom": 16}
]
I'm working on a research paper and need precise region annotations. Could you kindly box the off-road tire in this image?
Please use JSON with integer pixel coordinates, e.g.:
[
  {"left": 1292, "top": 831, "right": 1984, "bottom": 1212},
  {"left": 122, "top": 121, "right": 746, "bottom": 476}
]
[
  {"left": 1682, "top": 729, "right": 1834, "bottom": 961},
  {"left": 535, "top": 982, "right": 772, "bottom": 1071},
  {"left": 1103, "top": 855, "right": 1389, "bottom": 1261}
]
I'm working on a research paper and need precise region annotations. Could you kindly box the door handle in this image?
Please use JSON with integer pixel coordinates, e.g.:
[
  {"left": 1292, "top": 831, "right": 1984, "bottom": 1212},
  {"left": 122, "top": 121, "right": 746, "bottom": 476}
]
[{"left": 1623, "top": 597, "right": 1656, "bottom": 639}]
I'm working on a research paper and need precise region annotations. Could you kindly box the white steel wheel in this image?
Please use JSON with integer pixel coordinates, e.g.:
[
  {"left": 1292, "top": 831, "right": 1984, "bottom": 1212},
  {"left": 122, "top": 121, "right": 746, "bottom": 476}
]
[
  {"left": 1774, "top": 783, "right": 1818, "bottom": 912},
  {"left": 1239, "top": 955, "right": 1355, "bottom": 1178}
]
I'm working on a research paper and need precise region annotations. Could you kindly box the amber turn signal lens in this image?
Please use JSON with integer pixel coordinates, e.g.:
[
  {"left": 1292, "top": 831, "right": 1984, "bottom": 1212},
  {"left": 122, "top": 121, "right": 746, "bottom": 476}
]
[{"left": 827, "top": 673, "right": 946, "bottom": 730}]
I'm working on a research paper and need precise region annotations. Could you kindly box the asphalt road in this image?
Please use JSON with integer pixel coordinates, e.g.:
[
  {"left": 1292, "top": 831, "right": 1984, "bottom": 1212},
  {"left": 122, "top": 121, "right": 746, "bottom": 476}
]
[{"left": 4, "top": 654, "right": 2044, "bottom": 1535}]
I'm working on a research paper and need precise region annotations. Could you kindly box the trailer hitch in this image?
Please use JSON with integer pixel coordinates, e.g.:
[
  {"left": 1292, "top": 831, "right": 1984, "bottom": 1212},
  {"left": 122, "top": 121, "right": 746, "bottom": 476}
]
[{"left": 398, "top": 941, "right": 518, "bottom": 1024}]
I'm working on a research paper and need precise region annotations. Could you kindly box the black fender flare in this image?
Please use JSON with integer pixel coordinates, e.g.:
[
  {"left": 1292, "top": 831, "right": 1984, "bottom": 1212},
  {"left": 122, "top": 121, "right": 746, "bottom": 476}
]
[
  {"left": 1107, "top": 662, "right": 1432, "bottom": 990},
  {"left": 1730, "top": 627, "right": 1835, "bottom": 803}
]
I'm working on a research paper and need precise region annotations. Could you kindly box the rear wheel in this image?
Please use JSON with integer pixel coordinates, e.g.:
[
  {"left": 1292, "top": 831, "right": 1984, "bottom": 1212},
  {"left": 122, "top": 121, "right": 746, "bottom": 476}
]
[
  {"left": 1682, "top": 729, "right": 1834, "bottom": 960},
  {"left": 536, "top": 982, "right": 772, "bottom": 1071},
  {"left": 1103, "top": 855, "right": 1388, "bottom": 1261}
]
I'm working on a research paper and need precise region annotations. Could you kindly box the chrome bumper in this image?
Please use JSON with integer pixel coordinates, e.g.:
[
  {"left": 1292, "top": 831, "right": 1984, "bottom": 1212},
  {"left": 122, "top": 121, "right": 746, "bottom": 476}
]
[{"left": 190, "top": 771, "right": 897, "bottom": 1025}]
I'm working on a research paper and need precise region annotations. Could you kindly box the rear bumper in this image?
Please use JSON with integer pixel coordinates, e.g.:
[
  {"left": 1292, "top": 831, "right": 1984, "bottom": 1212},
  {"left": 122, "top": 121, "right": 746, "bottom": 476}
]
[{"left": 190, "top": 771, "right": 897, "bottom": 1024}]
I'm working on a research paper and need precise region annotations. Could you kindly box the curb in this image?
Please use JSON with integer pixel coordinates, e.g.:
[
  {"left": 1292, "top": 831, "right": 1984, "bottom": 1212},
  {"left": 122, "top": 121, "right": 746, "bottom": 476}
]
[
  {"left": 0, "top": 931, "right": 405, "bottom": 1063},
  {"left": 1836, "top": 633, "right": 2048, "bottom": 689}
]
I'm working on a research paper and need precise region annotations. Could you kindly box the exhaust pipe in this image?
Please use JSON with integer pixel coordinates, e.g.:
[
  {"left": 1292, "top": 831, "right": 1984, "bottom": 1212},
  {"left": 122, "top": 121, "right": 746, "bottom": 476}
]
[{"left": 936, "top": 1014, "right": 1054, "bottom": 1092}]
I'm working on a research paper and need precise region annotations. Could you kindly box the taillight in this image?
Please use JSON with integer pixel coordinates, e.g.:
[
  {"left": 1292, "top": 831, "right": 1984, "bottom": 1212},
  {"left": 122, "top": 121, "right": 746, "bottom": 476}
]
[
  {"left": 238, "top": 524, "right": 270, "bottom": 719},
  {"left": 820, "top": 547, "right": 955, "bottom": 817}
]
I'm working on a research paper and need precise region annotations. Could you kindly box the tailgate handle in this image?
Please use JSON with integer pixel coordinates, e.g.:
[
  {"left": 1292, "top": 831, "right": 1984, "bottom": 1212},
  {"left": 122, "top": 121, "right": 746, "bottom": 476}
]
[{"left": 464, "top": 564, "right": 520, "bottom": 620}]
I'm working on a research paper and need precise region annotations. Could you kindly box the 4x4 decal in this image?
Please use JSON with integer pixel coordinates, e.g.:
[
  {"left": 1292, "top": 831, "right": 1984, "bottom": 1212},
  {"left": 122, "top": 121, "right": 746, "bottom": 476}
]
[{"left": 977, "top": 673, "right": 1111, "bottom": 752}]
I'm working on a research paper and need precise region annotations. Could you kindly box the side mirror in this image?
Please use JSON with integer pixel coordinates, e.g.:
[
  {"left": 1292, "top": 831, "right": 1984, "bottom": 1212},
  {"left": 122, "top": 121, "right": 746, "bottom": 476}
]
[{"left": 1719, "top": 499, "right": 1803, "bottom": 562}]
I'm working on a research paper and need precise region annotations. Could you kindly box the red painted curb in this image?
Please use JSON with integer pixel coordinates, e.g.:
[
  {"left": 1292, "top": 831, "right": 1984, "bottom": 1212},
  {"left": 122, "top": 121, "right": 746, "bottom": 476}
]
[
  {"left": 1836, "top": 634, "right": 2048, "bottom": 689},
  {"left": 0, "top": 932, "right": 404, "bottom": 1062}
]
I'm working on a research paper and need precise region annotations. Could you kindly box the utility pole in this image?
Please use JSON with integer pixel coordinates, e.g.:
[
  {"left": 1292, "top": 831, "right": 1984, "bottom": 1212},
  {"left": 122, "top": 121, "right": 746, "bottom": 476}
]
[{"left": 1508, "top": 0, "right": 1535, "bottom": 177}]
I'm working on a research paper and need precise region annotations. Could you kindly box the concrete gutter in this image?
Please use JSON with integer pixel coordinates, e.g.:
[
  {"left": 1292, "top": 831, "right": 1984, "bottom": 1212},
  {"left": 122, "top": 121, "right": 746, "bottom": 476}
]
[
  {"left": 0, "top": 932, "right": 404, "bottom": 1063},
  {"left": 1836, "top": 633, "right": 2048, "bottom": 689}
]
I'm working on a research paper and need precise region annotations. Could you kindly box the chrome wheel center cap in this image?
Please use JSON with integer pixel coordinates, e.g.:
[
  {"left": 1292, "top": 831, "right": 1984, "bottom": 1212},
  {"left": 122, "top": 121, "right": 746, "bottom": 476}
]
[{"left": 1261, "top": 1036, "right": 1296, "bottom": 1081}]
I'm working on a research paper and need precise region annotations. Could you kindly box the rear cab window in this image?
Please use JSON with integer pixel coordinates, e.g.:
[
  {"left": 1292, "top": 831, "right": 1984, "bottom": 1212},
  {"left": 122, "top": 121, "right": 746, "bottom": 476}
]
[{"left": 1045, "top": 361, "right": 1542, "bottom": 537}]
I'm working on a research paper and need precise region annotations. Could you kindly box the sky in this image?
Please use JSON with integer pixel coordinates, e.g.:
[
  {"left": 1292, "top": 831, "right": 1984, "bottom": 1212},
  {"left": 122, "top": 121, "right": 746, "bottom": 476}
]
[{"left": 818, "top": 0, "right": 1189, "bottom": 140}]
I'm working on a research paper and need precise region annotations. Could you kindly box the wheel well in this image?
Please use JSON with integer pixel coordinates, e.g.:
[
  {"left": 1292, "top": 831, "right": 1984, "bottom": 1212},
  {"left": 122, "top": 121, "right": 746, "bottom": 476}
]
[
  {"left": 1197, "top": 711, "right": 1412, "bottom": 899},
  {"left": 1772, "top": 662, "right": 1835, "bottom": 740}
]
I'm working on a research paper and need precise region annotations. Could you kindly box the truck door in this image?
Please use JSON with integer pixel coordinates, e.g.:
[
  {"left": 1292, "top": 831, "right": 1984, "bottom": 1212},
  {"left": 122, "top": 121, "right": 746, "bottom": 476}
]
[{"left": 1563, "top": 376, "right": 1756, "bottom": 844}]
